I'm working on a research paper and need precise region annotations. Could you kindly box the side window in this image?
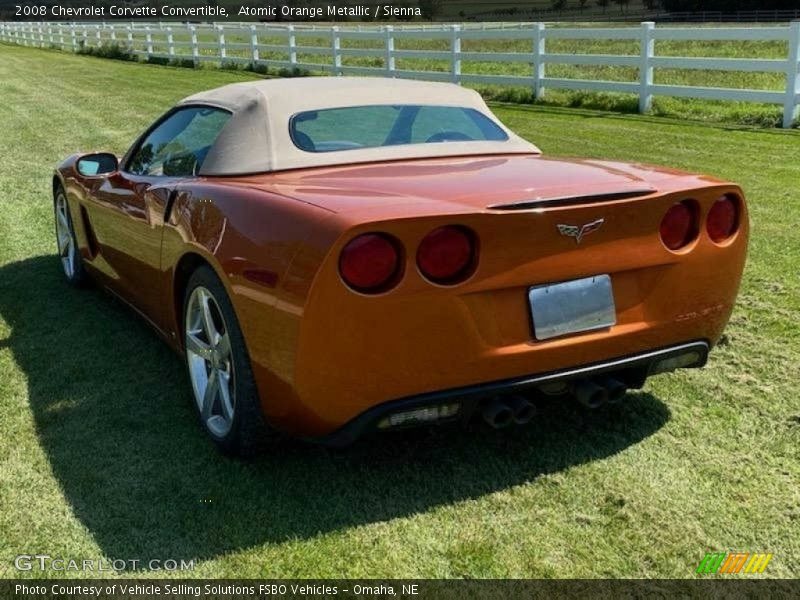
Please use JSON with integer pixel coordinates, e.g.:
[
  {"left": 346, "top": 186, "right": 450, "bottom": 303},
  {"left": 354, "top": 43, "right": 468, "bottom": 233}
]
[{"left": 126, "top": 107, "right": 230, "bottom": 177}]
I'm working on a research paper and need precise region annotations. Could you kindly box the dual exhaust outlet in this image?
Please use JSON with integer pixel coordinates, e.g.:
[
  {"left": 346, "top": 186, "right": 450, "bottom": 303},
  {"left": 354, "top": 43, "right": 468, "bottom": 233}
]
[
  {"left": 481, "top": 394, "right": 537, "bottom": 429},
  {"left": 481, "top": 376, "right": 627, "bottom": 429},
  {"left": 570, "top": 376, "right": 628, "bottom": 408}
]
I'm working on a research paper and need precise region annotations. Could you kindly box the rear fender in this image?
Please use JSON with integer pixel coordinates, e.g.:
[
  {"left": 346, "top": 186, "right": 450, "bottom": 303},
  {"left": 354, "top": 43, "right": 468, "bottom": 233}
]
[{"left": 161, "top": 183, "right": 340, "bottom": 429}]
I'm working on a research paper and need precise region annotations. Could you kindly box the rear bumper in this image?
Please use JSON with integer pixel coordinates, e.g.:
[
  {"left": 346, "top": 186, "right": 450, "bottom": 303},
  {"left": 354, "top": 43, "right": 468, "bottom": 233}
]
[{"left": 312, "top": 340, "right": 709, "bottom": 446}]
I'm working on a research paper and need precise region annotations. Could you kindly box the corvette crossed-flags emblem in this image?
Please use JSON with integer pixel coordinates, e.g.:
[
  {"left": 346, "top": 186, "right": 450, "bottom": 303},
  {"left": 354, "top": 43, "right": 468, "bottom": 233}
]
[{"left": 556, "top": 218, "right": 605, "bottom": 244}]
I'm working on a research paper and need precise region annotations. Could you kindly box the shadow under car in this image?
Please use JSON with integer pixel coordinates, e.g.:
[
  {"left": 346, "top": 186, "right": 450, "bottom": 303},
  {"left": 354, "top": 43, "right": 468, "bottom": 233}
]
[{"left": 0, "top": 254, "right": 671, "bottom": 565}]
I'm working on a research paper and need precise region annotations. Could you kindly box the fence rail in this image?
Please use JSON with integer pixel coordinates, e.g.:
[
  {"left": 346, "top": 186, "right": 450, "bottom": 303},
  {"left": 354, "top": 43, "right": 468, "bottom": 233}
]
[{"left": 2, "top": 20, "right": 799, "bottom": 127}]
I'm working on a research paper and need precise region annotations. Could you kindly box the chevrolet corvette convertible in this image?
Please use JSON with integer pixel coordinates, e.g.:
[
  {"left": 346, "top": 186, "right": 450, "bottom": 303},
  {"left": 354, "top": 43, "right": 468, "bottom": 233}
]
[{"left": 53, "top": 77, "right": 748, "bottom": 454}]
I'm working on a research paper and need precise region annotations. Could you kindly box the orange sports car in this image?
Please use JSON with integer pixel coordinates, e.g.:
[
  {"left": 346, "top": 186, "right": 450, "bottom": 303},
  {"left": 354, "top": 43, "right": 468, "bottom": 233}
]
[{"left": 53, "top": 77, "right": 748, "bottom": 455}]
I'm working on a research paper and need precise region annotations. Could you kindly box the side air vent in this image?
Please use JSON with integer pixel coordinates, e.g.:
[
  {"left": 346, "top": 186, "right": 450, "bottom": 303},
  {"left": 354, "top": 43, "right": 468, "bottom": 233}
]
[
  {"left": 80, "top": 205, "right": 99, "bottom": 257},
  {"left": 488, "top": 188, "right": 655, "bottom": 211}
]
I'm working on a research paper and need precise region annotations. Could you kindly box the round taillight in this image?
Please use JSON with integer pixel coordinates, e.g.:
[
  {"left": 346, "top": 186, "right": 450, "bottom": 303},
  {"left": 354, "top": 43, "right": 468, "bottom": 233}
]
[
  {"left": 339, "top": 233, "right": 402, "bottom": 293},
  {"left": 660, "top": 201, "right": 698, "bottom": 251},
  {"left": 706, "top": 195, "right": 739, "bottom": 243},
  {"left": 416, "top": 225, "right": 477, "bottom": 285}
]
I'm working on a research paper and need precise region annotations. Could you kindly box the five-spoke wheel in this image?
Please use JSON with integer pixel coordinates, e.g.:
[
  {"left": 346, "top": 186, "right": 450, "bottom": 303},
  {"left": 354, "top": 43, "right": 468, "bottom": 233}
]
[
  {"left": 183, "top": 265, "right": 272, "bottom": 454},
  {"left": 185, "top": 286, "right": 235, "bottom": 438}
]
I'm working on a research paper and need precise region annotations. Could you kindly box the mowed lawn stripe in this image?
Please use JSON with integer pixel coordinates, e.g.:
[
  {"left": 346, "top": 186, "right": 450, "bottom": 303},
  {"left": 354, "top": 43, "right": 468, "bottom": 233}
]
[{"left": 0, "top": 44, "right": 798, "bottom": 579}]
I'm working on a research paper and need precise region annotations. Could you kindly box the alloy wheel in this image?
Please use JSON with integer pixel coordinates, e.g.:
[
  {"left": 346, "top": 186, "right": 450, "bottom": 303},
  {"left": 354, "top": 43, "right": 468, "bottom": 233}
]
[
  {"left": 185, "top": 286, "right": 235, "bottom": 437},
  {"left": 55, "top": 193, "right": 75, "bottom": 279}
]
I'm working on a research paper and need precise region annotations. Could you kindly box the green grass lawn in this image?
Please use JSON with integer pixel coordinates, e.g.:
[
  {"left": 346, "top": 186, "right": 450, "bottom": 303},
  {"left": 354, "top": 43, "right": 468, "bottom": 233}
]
[{"left": 0, "top": 44, "right": 798, "bottom": 579}]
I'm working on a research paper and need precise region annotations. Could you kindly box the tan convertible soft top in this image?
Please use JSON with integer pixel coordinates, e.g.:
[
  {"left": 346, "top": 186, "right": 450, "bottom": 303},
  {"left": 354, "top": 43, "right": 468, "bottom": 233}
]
[{"left": 177, "top": 77, "right": 541, "bottom": 176}]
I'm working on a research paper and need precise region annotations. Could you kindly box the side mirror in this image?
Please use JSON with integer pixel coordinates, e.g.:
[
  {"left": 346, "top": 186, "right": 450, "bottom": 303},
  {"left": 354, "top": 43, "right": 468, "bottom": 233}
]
[{"left": 76, "top": 153, "right": 118, "bottom": 177}]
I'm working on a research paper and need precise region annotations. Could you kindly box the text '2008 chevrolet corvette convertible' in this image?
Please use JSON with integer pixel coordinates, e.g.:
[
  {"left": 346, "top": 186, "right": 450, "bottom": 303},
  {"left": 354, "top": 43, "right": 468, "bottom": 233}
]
[{"left": 53, "top": 77, "right": 748, "bottom": 454}]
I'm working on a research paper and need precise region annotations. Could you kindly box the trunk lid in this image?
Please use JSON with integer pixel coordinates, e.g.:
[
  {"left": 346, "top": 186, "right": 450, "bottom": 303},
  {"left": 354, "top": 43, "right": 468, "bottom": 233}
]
[{"left": 225, "top": 154, "right": 717, "bottom": 215}]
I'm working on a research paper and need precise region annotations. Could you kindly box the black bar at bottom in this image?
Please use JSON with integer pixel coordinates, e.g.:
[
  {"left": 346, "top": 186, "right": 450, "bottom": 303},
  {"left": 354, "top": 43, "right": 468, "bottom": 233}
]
[{"left": 3, "top": 579, "right": 798, "bottom": 600}]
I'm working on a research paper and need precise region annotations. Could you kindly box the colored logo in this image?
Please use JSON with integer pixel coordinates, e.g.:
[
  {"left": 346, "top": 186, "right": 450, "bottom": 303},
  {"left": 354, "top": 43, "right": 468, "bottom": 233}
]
[{"left": 696, "top": 552, "right": 772, "bottom": 574}]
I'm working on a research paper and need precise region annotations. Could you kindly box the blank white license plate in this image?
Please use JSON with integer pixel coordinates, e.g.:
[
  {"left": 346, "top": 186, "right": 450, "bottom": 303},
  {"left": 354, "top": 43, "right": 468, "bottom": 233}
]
[{"left": 528, "top": 275, "right": 616, "bottom": 341}]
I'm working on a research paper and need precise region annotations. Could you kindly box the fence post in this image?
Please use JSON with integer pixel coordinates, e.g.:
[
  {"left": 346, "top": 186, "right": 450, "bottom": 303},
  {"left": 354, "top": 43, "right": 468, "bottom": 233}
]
[
  {"left": 167, "top": 27, "right": 174, "bottom": 57},
  {"left": 288, "top": 25, "right": 297, "bottom": 67},
  {"left": 126, "top": 25, "right": 133, "bottom": 52},
  {"left": 783, "top": 20, "right": 800, "bottom": 128},
  {"left": 145, "top": 26, "right": 153, "bottom": 59},
  {"left": 250, "top": 24, "right": 259, "bottom": 64},
  {"left": 331, "top": 26, "right": 342, "bottom": 76},
  {"left": 96, "top": 25, "right": 102, "bottom": 48},
  {"left": 110, "top": 24, "right": 116, "bottom": 42},
  {"left": 190, "top": 25, "right": 199, "bottom": 66},
  {"left": 533, "top": 23, "right": 546, "bottom": 100},
  {"left": 385, "top": 25, "right": 395, "bottom": 77},
  {"left": 217, "top": 25, "right": 226, "bottom": 65},
  {"left": 71, "top": 24, "right": 76, "bottom": 51},
  {"left": 451, "top": 24, "right": 461, "bottom": 84},
  {"left": 639, "top": 21, "right": 655, "bottom": 113}
]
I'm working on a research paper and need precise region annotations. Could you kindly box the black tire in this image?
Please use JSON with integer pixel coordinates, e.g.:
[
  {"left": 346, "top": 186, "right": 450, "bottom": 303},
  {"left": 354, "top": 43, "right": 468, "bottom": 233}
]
[
  {"left": 183, "top": 265, "right": 275, "bottom": 456},
  {"left": 54, "top": 186, "right": 88, "bottom": 287}
]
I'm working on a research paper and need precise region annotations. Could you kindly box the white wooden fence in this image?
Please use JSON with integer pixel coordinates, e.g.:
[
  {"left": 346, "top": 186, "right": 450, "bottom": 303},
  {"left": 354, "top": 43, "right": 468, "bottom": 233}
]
[{"left": 2, "top": 20, "right": 799, "bottom": 128}]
